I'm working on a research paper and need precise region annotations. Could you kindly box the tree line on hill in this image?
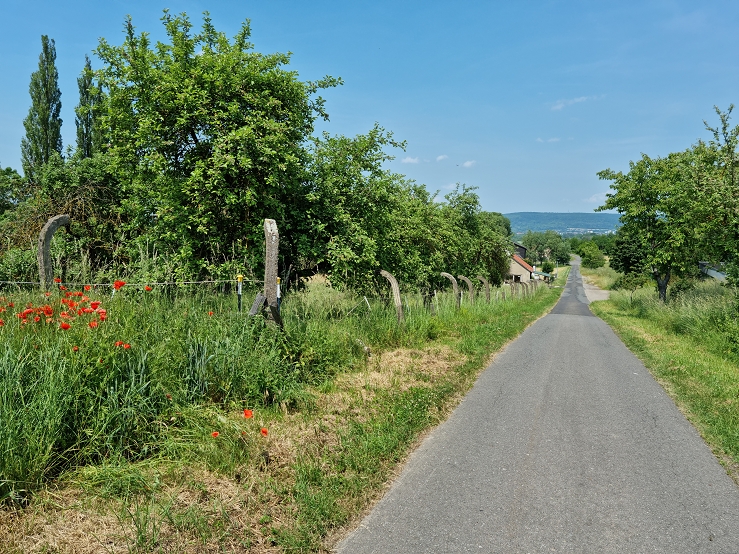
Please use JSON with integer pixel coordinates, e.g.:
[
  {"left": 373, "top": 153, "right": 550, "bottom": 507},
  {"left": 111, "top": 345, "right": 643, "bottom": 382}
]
[
  {"left": 0, "top": 12, "right": 512, "bottom": 294},
  {"left": 597, "top": 107, "right": 739, "bottom": 301}
]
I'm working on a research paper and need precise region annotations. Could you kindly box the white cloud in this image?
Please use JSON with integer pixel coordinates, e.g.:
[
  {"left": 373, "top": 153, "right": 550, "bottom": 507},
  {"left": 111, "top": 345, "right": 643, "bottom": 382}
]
[
  {"left": 462, "top": 160, "right": 476, "bottom": 168},
  {"left": 585, "top": 192, "right": 609, "bottom": 204},
  {"left": 547, "top": 137, "right": 561, "bottom": 143},
  {"left": 436, "top": 154, "right": 448, "bottom": 162},
  {"left": 442, "top": 183, "right": 457, "bottom": 190},
  {"left": 551, "top": 96, "right": 592, "bottom": 111},
  {"left": 401, "top": 156, "right": 420, "bottom": 164},
  {"left": 536, "top": 138, "right": 544, "bottom": 143}
]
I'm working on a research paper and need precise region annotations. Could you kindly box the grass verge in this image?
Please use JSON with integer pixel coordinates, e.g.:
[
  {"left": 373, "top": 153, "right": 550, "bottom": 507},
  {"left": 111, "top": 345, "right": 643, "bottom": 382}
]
[
  {"left": 0, "top": 274, "right": 567, "bottom": 553},
  {"left": 590, "top": 284, "right": 739, "bottom": 483},
  {"left": 579, "top": 261, "right": 621, "bottom": 290}
]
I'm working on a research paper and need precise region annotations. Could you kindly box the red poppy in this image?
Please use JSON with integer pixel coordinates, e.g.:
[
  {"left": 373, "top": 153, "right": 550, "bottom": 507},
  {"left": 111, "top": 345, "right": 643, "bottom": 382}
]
[
  {"left": 123, "top": 343, "right": 131, "bottom": 349},
  {"left": 208, "top": 311, "right": 214, "bottom": 316},
  {"left": 43, "top": 305, "right": 53, "bottom": 316},
  {"left": 90, "top": 301, "right": 101, "bottom": 309},
  {"left": 84, "top": 285, "right": 91, "bottom": 291},
  {"left": 0, "top": 319, "right": 4, "bottom": 327},
  {"left": 60, "top": 322, "right": 71, "bottom": 330},
  {"left": 145, "top": 285, "right": 152, "bottom": 291},
  {"left": 53, "top": 277, "right": 61, "bottom": 283},
  {"left": 114, "top": 341, "right": 124, "bottom": 347},
  {"left": 33, "top": 316, "right": 41, "bottom": 323},
  {"left": 73, "top": 346, "right": 79, "bottom": 352},
  {"left": 88, "top": 321, "right": 99, "bottom": 329},
  {"left": 243, "top": 409, "right": 253, "bottom": 419},
  {"left": 59, "top": 286, "right": 67, "bottom": 291},
  {"left": 44, "top": 292, "right": 51, "bottom": 297},
  {"left": 113, "top": 280, "right": 126, "bottom": 290},
  {"left": 7, "top": 303, "right": 13, "bottom": 307},
  {"left": 211, "top": 431, "right": 220, "bottom": 438},
  {"left": 260, "top": 428, "right": 268, "bottom": 437}
]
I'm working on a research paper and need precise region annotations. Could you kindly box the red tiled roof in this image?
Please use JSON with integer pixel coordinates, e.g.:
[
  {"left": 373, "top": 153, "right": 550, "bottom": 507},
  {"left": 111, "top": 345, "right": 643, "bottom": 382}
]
[{"left": 512, "top": 254, "right": 534, "bottom": 273}]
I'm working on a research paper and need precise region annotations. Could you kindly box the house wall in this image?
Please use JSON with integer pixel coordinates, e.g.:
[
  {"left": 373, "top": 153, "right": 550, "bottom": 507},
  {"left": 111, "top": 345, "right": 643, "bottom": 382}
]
[{"left": 508, "top": 260, "right": 531, "bottom": 282}]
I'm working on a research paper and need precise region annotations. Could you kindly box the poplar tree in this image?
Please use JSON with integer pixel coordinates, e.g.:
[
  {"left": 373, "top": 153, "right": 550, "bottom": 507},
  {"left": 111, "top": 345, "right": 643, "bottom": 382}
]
[
  {"left": 21, "top": 35, "right": 63, "bottom": 181},
  {"left": 75, "top": 55, "right": 103, "bottom": 158}
]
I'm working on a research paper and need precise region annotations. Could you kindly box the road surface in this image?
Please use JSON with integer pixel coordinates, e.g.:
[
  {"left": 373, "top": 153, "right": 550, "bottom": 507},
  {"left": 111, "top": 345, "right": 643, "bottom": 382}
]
[{"left": 337, "top": 260, "right": 739, "bottom": 553}]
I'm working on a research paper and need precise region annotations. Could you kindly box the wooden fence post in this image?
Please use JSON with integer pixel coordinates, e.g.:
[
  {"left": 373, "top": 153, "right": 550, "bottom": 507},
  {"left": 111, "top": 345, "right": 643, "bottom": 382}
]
[
  {"left": 38, "top": 214, "right": 70, "bottom": 290},
  {"left": 476, "top": 276, "right": 490, "bottom": 303},
  {"left": 440, "top": 272, "right": 460, "bottom": 309},
  {"left": 458, "top": 275, "right": 475, "bottom": 304},
  {"left": 380, "top": 270, "right": 404, "bottom": 323}
]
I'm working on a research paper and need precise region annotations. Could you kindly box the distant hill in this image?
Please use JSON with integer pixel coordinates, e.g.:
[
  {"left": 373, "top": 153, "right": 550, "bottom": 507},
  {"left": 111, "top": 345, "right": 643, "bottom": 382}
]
[{"left": 504, "top": 212, "right": 621, "bottom": 236}]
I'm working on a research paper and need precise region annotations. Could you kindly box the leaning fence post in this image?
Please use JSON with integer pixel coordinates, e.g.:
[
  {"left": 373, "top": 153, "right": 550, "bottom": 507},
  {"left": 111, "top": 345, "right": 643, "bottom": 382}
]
[
  {"left": 458, "top": 275, "right": 475, "bottom": 305},
  {"left": 440, "top": 272, "right": 460, "bottom": 309},
  {"left": 37, "top": 214, "right": 70, "bottom": 290},
  {"left": 380, "top": 270, "right": 404, "bottom": 323}
]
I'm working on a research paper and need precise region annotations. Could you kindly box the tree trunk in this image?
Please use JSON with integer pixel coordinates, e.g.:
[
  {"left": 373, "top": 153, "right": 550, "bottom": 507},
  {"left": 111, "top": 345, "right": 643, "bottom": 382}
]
[{"left": 653, "top": 268, "right": 671, "bottom": 303}]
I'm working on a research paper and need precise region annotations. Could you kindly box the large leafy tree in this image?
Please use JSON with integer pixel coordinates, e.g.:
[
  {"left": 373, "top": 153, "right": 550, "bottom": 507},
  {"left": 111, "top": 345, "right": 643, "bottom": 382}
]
[
  {"left": 691, "top": 107, "right": 739, "bottom": 283},
  {"left": 95, "top": 12, "right": 339, "bottom": 278},
  {"left": 597, "top": 152, "right": 700, "bottom": 301},
  {"left": 75, "top": 55, "right": 105, "bottom": 158},
  {"left": 21, "top": 35, "right": 63, "bottom": 181},
  {"left": 521, "top": 229, "right": 570, "bottom": 265},
  {"left": 0, "top": 165, "right": 23, "bottom": 216}
]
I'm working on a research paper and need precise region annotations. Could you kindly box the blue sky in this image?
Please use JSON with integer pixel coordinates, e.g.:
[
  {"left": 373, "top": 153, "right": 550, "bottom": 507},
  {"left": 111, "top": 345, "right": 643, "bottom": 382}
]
[{"left": 1, "top": 1, "right": 738, "bottom": 213}]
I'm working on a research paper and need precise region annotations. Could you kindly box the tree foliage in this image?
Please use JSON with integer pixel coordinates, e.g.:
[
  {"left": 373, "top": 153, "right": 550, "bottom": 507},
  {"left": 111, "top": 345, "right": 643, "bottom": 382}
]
[
  {"left": 21, "top": 35, "right": 63, "bottom": 182},
  {"left": 95, "top": 11, "right": 340, "bottom": 278},
  {"left": 578, "top": 240, "right": 605, "bottom": 269},
  {"left": 597, "top": 151, "right": 701, "bottom": 301},
  {"left": 75, "top": 55, "right": 105, "bottom": 158},
  {"left": 521, "top": 230, "right": 570, "bottom": 264},
  {"left": 1, "top": 12, "right": 513, "bottom": 293}
]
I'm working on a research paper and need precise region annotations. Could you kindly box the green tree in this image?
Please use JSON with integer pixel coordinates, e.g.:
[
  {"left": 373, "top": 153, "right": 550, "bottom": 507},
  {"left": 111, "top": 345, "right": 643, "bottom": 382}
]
[
  {"left": 75, "top": 55, "right": 105, "bottom": 158},
  {"left": 521, "top": 229, "right": 570, "bottom": 264},
  {"left": 21, "top": 35, "right": 63, "bottom": 181},
  {"left": 305, "top": 126, "right": 407, "bottom": 290},
  {"left": 609, "top": 228, "right": 644, "bottom": 275},
  {"left": 579, "top": 240, "right": 605, "bottom": 269},
  {"left": 0, "top": 165, "right": 23, "bottom": 216},
  {"left": 95, "top": 12, "right": 340, "bottom": 278},
  {"left": 691, "top": 107, "right": 739, "bottom": 283},
  {"left": 597, "top": 152, "right": 699, "bottom": 301}
]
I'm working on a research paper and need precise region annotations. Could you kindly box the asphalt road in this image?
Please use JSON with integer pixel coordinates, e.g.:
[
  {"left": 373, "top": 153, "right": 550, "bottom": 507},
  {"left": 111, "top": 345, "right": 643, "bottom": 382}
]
[{"left": 336, "top": 261, "right": 739, "bottom": 553}]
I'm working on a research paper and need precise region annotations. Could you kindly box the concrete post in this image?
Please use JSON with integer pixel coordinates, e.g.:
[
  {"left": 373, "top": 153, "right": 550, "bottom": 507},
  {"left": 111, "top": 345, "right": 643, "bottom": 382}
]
[
  {"left": 476, "top": 275, "right": 490, "bottom": 303},
  {"left": 263, "top": 219, "right": 282, "bottom": 328},
  {"left": 440, "top": 272, "right": 460, "bottom": 310},
  {"left": 458, "top": 275, "right": 475, "bottom": 304},
  {"left": 37, "top": 214, "right": 70, "bottom": 290},
  {"left": 380, "top": 270, "right": 404, "bottom": 323}
]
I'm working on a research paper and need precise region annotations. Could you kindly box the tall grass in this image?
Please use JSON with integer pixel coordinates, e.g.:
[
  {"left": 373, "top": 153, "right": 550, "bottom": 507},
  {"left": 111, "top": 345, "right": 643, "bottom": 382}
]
[
  {"left": 0, "top": 278, "right": 551, "bottom": 504},
  {"left": 608, "top": 280, "right": 739, "bottom": 359}
]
